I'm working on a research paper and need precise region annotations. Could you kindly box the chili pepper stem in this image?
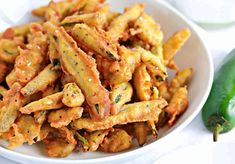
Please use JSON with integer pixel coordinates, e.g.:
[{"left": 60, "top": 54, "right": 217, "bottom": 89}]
[{"left": 213, "top": 123, "right": 222, "bottom": 142}]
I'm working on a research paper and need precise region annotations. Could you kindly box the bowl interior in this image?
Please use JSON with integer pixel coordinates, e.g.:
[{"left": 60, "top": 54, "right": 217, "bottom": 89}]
[{"left": 0, "top": 0, "right": 213, "bottom": 162}]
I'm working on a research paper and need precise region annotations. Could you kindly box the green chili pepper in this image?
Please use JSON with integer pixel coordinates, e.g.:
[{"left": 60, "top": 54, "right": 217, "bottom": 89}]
[{"left": 202, "top": 49, "right": 235, "bottom": 141}]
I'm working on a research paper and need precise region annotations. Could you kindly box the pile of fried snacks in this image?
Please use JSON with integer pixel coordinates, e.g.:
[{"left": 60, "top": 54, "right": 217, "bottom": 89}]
[{"left": 0, "top": 0, "right": 192, "bottom": 157}]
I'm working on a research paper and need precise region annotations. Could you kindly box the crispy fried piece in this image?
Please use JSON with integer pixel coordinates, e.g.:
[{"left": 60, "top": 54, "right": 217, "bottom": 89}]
[
  {"left": 82, "top": 0, "right": 104, "bottom": 13},
  {"left": 0, "top": 38, "right": 23, "bottom": 63},
  {"left": 134, "top": 122, "right": 147, "bottom": 146},
  {"left": 71, "top": 99, "right": 167, "bottom": 131},
  {"left": 62, "top": 83, "right": 85, "bottom": 107},
  {"left": 74, "top": 131, "right": 90, "bottom": 150},
  {"left": 134, "top": 13, "right": 163, "bottom": 46},
  {"left": 2, "top": 23, "right": 30, "bottom": 39},
  {"left": 33, "top": 0, "right": 78, "bottom": 19},
  {"left": 151, "top": 44, "right": 163, "bottom": 61},
  {"left": 106, "top": 12, "right": 120, "bottom": 25},
  {"left": 48, "top": 107, "right": 83, "bottom": 128},
  {"left": 44, "top": 22, "right": 110, "bottom": 120},
  {"left": 16, "top": 115, "right": 41, "bottom": 144},
  {"left": 71, "top": 23, "right": 119, "bottom": 61},
  {"left": 110, "top": 82, "right": 133, "bottom": 115},
  {"left": 34, "top": 111, "right": 48, "bottom": 125},
  {"left": 32, "top": 6, "right": 48, "bottom": 17},
  {"left": 6, "top": 69, "right": 17, "bottom": 88},
  {"left": 44, "top": 138, "right": 76, "bottom": 157},
  {"left": 21, "top": 64, "right": 61, "bottom": 96},
  {"left": 109, "top": 46, "right": 141, "bottom": 85},
  {"left": 62, "top": 4, "right": 110, "bottom": 29},
  {"left": 0, "top": 86, "right": 7, "bottom": 100},
  {"left": 100, "top": 129, "right": 132, "bottom": 152},
  {"left": 133, "top": 64, "right": 152, "bottom": 101},
  {"left": 169, "top": 68, "right": 193, "bottom": 94},
  {"left": 133, "top": 64, "right": 159, "bottom": 137},
  {"left": 165, "top": 87, "right": 188, "bottom": 126},
  {"left": 45, "top": 0, "right": 78, "bottom": 24},
  {"left": 15, "top": 24, "right": 48, "bottom": 85},
  {"left": 85, "top": 129, "right": 112, "bottom": 151},
  {"left": 150, "top": 86, "right": 159, "bottom": 100},
  {"left": 163, "top": 29, "right": 191, "bottom": 67},
  {"left": 158, "top": 80, "right": 171, "bottom": 101},
  {"left": 19, "top": 92, "right": 63, "bottom": 114},
  {"left": 48, "top": 41, "right": 60, "bottom": 69},
  {"left": 39, "top": 123, "right": 54, "bottom": 141},
  {"left": 42, "top": 83, "right": 61, "bottom": 97},
  {"left": 0, "top": 127, "right": 14, "bottom": 140},
  {"left": 0, "top": 83, "right": 26, "bottom": 133},
  {"left": 167, "top": 59, "right": 180, "bottom": 71},
  {"left": 8, "top": 124, "right": 25, "bottom": 150},
  {"left": 108, "top": 4, "right": 144, "bottom": 41},
  {"left": 58, "top": 127, "right": 77, "bottom": 144},
  {"left": 136, "top": 47, "right": 166, "bottom": 77}
]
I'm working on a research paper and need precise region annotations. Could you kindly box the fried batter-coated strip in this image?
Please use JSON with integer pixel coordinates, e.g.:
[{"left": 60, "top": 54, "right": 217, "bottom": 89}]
[
  {"left": 6, "top": 69, "right": 17, "bottom": 88},
  {"left": 16, "top": 115, "right": 41, "bottom": 145},
  {"left": 134, "top": 13, "right": 163, "bottom": 46},
  {"left": 20, "top": 92, "right": 63, "bottom": 114},
  {"left": 134, "top": 122, "right": 147, "bottom": 146},
  {"left": 165, "top": 87, "right": 188, "bottom": 126},
  {"left": 136, "top": 47, "right": 166, "bottom": 76},
  {"left": 133, "top": 64, "right": 159, "bottom": 137},
  {"left": 62, "top": 4, "right": 110, "bottom": 29},
  {"left": 34, "top": 111, "right": 47, "bottom": 125},
  {"left": 109, "top": 46, "right": 141, "bottom": 85},
  {"left": 163, "top": 29, "right": 191, "bottom": 66},
  {"left": 151, "top": 44, "right": 163, "bottom": 60},
  {"left": 82, "top": 0, "right": 104, "bottom": 13},
  {"left": 21, "top": 64, "right": 61, "bottom": 96},
  {"left": 71, "top": 99, "right": 167, "bottom": 131},
  {"left": 45, "top": 0, "right": 79, "bottom": 24},
  {"left": 44, "top": 138, "right": 76, "bottom": 158},
  {"left": 2, "top": 23, "right": 31, "bottom": 39},
  {"left": 158, "top": 80, "right": 171, "bottom": 102},
  {"left": 32, "top": 6, "right": 47, "bottom": 17},
  {"left": 108, "top": 4, "right": 144, "bottom": 41},
  {"left": 15, "top": 24, "right": 48, "bottom": 85},
  {"left": 85, "top": 129, "right": 112, "bottom": 151},
  {"left": 133, "top": 64, "right": 152, "bottom": 101},
  {"left": 48, "top": 41, "right": 60, "bottom": 69},
  {"left": 100, "top": 129, "right": 132, "bottom": 152},
  {"left": 48, "top": 107, "right": 83, "bottom": 128},
  {"left": 0, "top": 83, "right": 26, "bottom": 133},
  {"left": 32, "top": 0, "right": 77, "bottom": 18},
  {"left": 169, "top": 68, "right": 193, "bottom": 94},
  {"left": 71, "top": 23, "right": 119, "bottom": 61},
  {"left": 110, "top": 82, "right": 133, "bottom": 115},
  {"left": 62, "top": 83, "right": 85, "bottom": 107},
  {"left": 0, "top": 38, "right": 23, "bottom": 63},
  {"left": 44, "top": 22, "right": 110, "bottom": 120},
  {"left": 8, "top": 124, "right": 25, "bottom": 150}
]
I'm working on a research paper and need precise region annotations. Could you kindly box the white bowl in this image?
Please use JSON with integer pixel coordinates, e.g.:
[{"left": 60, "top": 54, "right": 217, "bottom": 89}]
[{"left": 0, "top": 0, "right": 213, "bottom": 163}]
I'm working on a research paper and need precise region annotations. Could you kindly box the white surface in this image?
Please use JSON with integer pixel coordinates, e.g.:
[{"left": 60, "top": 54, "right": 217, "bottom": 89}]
[
  {"left": 0, "top": 0, "right": 233, "bottom": 163},
  {"left": 168, "top": 0, "right": 235, "bottom": 24},
  {"left": 155, "top": 142, "right": 235, "bottom": 164}
]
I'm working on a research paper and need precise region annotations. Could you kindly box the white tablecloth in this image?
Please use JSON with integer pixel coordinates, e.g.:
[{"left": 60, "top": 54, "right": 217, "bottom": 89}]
[{"left": 1, "top": 4, "right": 235, "bottom": 164}]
